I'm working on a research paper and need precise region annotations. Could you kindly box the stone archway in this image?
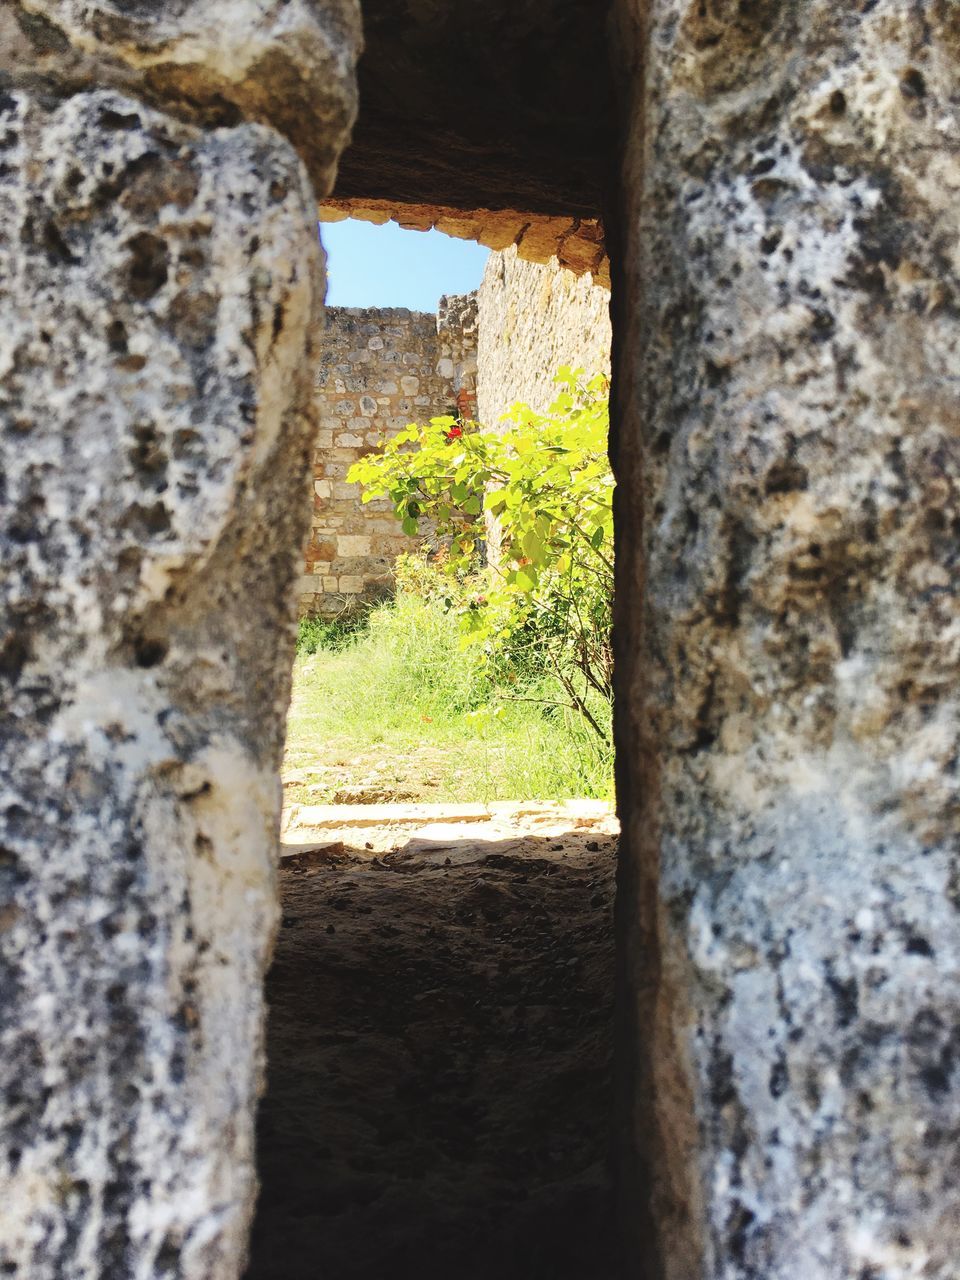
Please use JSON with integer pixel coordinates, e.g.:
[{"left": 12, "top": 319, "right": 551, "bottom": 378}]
[{"left": 3, "top": 3, "right": 960, "bottom": 1279}]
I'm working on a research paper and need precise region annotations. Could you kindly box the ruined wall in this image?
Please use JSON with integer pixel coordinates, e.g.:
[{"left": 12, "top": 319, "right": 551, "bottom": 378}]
[
  {"left": 300, "top": 298, "right": 476, "bottom": 616},
  {"left": 476, "top": 245, "right": 611, "bottom": 429}
]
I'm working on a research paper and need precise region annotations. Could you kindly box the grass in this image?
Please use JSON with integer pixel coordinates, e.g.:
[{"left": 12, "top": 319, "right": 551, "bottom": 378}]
[{"left": 284, "top": 590, "right": 613, "bottom": 806}]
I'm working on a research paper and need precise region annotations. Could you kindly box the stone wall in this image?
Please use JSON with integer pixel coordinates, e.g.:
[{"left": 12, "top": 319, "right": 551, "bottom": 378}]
[
  {"left": 476, "top": 244, "right": 611, "bottom": 428},
  {"left": 299, "top": 299, "right": 476, "bottom": 616},
  {"left": 611, "top": 2, "right": 960, "bottom": 1277}
]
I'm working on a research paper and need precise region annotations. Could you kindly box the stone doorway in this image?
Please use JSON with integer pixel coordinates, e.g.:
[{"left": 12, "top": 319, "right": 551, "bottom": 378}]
[
  {"left": 247, "top": 211, "right": 620, "bottom": 1277},
  {"left": 3, "top": 4, "right": 960, "bottom": 1279}
]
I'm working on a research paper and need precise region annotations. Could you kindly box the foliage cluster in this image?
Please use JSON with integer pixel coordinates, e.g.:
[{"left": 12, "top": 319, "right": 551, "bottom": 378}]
[
  {"left": 296, "top": 611, "right": 371, "bottom": 656},
  {"left": 347, "top": 370, "right": 613, "bottom": 740}
]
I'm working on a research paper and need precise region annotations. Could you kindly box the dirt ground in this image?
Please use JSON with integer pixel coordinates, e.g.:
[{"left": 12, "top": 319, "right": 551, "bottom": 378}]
[{"left": 245, "top": 804, "right": 619, "bottom": 1280}]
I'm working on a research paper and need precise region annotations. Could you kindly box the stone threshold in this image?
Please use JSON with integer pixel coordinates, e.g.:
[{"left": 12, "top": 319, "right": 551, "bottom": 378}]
[{"left": 283, "top": 797, "right": 614, "bottom": 833}]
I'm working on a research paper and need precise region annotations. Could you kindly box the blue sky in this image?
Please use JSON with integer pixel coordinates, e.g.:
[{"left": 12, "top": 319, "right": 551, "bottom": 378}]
[{"left": 321, "top": 219, "right": 490, "bottom": 311}]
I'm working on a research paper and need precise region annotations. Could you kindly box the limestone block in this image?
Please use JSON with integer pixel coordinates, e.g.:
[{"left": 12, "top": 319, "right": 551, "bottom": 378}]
[
  {"left": 337, "top": 575, "right": 364, "bottom": 594},
  {"left": 336, "top": 536, "right": 372, "bottom": 558},
  {"left": 0, "top": 89, "right": 326, "bottom": 1278},
  {"left": 613, "top": 3, "right": 960, "bottom": 1276},
  {"left": 335, "top": 432, "right": 364, "bottom": 447},
  {"left": 0, "top": 0, "right": 361, "bottom": 197},
  {"left": 317, "top": 200, "right": 609, "bottom": 280},
  {"left": 310, "top": 540, "right": 337, "bottom": 563}
]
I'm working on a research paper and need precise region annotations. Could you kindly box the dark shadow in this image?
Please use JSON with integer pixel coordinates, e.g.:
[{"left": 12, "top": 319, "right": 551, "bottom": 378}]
[{"left": 245, "top": 830, "right": 618, "bottom": 1280}]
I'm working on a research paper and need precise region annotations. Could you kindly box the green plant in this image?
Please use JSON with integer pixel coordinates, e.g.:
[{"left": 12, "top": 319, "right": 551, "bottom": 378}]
[
  {"left": 286, "top": 583, "right": 613, "bottom": 803},
  {"left": 296, "top": 611, "right": 370, "bottom": 656},
  {"left": 347, "top": 369, "right": 613, "bottom": 739}
]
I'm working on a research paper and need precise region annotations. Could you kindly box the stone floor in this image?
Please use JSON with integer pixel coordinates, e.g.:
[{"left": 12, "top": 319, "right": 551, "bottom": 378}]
[{"left": 245, "top": 802, "right": 619, "bottom": 1280}]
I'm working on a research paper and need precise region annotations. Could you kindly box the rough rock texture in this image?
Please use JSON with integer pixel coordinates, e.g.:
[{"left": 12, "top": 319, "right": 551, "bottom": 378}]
[
  {"left": 0, "top": 88, "right": 326, "bottom": 1279},
  {"left": 476, "top": 246, "right": 611, "bottom": 430},
  {"left": 330, "top": 0, "right": 615, "bottom": 219},
  {"left": 320, "top": 200, "right": 609, "bottom": 282},
  {"left": 301, "top": 301, "right": 476, "bottom": 616},
  {"left": 0, "top": 0, "right": 361, "bottom": 196},
  {"left": 611, "top": 3, "right": 960, "bottom": 1277}
]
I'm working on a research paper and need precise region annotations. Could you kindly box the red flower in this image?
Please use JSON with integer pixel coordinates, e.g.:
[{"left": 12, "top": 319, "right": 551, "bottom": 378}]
[{"left": 446, "top": 425, "right": 463, "bottom": 440}]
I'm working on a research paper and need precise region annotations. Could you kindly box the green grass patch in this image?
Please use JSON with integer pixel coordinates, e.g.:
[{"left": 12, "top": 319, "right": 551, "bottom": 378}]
[{"left": 286, "top": 589, "right": 613, "bottom": 805}]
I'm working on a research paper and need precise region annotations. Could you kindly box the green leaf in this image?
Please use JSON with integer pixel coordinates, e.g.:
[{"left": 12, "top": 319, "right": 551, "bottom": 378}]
[{"left": 521, "top": 529, "right": 544, "bottom": 562}]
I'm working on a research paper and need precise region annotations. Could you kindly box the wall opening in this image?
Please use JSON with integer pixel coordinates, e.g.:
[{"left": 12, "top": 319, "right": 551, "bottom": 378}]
[{"left": 244, "top": 215, "right": 622, "bottom": 1280}]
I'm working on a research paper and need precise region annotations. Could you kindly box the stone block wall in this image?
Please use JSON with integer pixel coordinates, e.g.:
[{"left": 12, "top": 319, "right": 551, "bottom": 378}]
[
  {"left": 299, "top": 299, "right": 476, "bottom": 616},
  {"left": 476, "top": 244, "right": 611, "bottom": 427}
]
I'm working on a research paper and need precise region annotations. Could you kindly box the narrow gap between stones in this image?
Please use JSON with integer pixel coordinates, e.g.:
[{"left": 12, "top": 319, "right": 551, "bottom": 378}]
[{"left": 245, "top": 221, "right": 618, "bottom": 1280}]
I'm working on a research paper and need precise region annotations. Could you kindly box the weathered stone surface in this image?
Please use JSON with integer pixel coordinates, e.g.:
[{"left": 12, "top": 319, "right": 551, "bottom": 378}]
[
  {"left": 612, "top": 2, "right": 960, "bottom": 1277},
  {"left": 0, "top": 0, "right": 361, "bottom": 195},
  {"left": 302, "top": 300, "right": 477, "bottom": 617},
  {"left": 476, "top": 245, "right": 611, "bottom": 429},
  {"left": 0, "top": 88, "right": 325, "bottom": 1277}
]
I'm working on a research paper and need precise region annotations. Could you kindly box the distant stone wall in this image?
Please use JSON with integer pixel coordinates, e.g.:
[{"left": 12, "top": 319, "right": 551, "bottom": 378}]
[
  {"left": 437, "top": 292, "right": 479, "bottom": 419},
  {"left": 299, "top": 299, "right": 476, "bottom": 617},
  {"left": 476, "top": 244, "right": 611, "bottom": 428},
  {"left": 299, "top": 249, "right": 610, "bottom": 618}
]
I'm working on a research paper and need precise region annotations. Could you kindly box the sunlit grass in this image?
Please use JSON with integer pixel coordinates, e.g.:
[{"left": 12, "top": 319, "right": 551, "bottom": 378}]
[{"left": 285, "top": 591, "right": 613, "bottom": 804}]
